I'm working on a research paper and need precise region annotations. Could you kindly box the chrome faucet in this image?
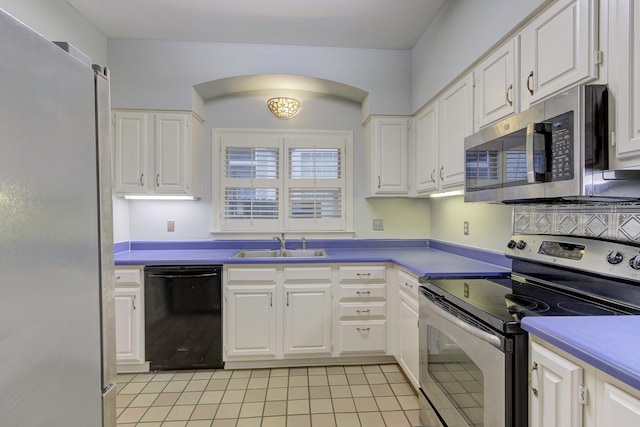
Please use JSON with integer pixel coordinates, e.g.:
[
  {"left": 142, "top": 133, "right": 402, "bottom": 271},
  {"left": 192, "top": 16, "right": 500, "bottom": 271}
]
[
  {"left": 301, "top": 237, "right": 307, "bottom": 250},
  {"left": 274, "top": 233, "right": 285, "bottom": 250}
]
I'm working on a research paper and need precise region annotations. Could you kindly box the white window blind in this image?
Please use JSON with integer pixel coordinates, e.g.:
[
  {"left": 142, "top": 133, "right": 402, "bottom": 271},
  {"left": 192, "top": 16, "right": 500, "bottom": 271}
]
[
  {"left": 284, "top": 136, "right": 345, "bottom": 230},
  {"left": 216, "top": 131, "right": 350, "bottom": 233}
]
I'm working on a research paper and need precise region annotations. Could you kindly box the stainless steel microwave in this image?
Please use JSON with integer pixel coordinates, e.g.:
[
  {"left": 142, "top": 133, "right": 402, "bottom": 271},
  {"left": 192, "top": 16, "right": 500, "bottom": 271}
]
[{"left": 464, "top": 85, "right": 640, "bottom": 203}]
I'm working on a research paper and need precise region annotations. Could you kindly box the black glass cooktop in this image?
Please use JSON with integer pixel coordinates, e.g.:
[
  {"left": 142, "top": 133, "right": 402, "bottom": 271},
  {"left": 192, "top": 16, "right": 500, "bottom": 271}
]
[{"left": 419, "top": 274, "right": 640, "bottom": 334}]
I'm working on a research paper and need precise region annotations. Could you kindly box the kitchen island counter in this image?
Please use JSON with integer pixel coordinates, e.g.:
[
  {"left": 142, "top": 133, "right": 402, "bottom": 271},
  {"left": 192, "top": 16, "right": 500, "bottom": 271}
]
[
  {"left": 114, "top": 239, "right": 511, "bottom": 278},
  {"left": 522, "top": 316, "right": 640, "bottom": 391}
]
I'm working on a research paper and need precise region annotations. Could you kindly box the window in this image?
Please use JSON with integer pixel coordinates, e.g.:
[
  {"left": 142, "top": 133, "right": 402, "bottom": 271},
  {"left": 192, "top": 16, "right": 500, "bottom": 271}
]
[{"left": 213, "top": 130, "right": 352, "bottom": 233}]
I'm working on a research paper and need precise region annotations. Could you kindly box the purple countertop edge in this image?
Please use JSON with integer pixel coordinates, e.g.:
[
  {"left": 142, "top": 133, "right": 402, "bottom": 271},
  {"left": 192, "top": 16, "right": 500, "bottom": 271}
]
[
  {"left": 113, "top": 238, "right": 512, "bottom": 278},
  {"left": 522, "top": 316, "right": 640, "bottom": 390}
]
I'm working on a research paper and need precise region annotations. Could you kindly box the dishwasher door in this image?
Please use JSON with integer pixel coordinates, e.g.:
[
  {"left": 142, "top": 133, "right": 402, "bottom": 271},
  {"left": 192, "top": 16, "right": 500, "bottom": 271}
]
[{"left": 144, "top": 265, "right": 223, "bottom": 370}]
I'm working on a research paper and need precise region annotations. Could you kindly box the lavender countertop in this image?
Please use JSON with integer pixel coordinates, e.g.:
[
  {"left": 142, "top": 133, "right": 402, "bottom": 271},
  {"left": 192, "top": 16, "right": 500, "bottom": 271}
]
[
  {"left": 114, "top": 239, "right": 511, "bottom": 278},
  {"left": 522, "top": 316, "right": 640, "bottom": 390}
]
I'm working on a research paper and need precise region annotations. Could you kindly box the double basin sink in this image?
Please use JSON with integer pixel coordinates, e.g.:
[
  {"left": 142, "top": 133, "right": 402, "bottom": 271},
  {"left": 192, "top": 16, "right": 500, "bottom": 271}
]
[{"left": 232, "top": 248, "right": 328, "bottom": 258}]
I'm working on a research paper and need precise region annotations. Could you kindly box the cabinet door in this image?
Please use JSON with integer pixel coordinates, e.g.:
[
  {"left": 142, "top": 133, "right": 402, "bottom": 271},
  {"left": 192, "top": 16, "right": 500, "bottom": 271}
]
[
  {"left": 154, "top": 112, "right": 189, "bottom": 194},
  {"left": 226, "top": 285, "right": 277, "bottom": 358},
  {"left": 438, "top": 73, "right": 473, "bottom": 189},
  {"left": 367, "top": 116, "right": 409, "bottom": 196},
  {"left": 597, "top": 378, "right": 640, "bottom": 427},
  {"left": 114, "top": 287, "right": 143, "bottom": 363},
  {"left": 398, "top": 291, "right": 419, "bottom": 389},
  {"left": 520, "top": 0, "right": 597, "bottom": 108},
  {"left": 475, "top": 39, "right": 517, "bottom": 129},
  {"left": 529, "top": 341, "right": 583, "bottom": 427},
  {"left": 283, "top": 284, "right": 332, "bottom": 356},
  {"left": 113, "top": 111, "right": 149, "bottom": 194},
  {"left": 609, "top": 0, "right": 640, "bottom": 165},
  {"left": 414, "top": 102, "right": 439, "bottom": 193}
]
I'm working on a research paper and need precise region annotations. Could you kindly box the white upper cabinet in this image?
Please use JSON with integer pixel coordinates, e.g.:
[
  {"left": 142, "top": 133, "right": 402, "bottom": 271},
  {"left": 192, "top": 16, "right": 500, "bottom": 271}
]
[
  {"left": 608, "top": 0, "right": 640, "bottom": 166},
  {"left": 113, "top": 110, "right": 203, "bottom": 198},
  {"left": 414, "top": 101, "right": 439, "bottom": 194},
  {"left": 520, "top": 0, "right": 599, "bottom": 109},
  {"left": 113, "top": 111, "right": 149, "bottom": 194},
  {"left": 438, "top": 73, "right": 474, "bottom": 189},
  {"left": 365, "top": 116, "right": 410, "bottom": 197},
  {"left": 474, "top": 38, "right": 518, "bottom": 130}
]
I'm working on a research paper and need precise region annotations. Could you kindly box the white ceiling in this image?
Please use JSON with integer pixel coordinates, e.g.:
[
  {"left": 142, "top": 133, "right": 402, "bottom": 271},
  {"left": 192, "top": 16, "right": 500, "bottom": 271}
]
[{"left": 66, "top": 0, "right": 447, "bottom": 50}]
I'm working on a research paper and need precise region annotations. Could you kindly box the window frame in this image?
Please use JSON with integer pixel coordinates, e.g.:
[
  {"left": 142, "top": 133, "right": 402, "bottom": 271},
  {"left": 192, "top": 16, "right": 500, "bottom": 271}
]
[{"left": 211, "top": 128, "right": 353, "bottom": 235}]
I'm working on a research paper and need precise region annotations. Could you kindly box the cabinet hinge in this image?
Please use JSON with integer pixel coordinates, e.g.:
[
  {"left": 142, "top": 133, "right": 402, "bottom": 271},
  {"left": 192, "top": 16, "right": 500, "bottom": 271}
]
[
  {"left": 331, "top": 341, "right": 334, "bottom": 352},
  {"left": 578, "top": 385, "right": 588, "bottom": 405},
  {"left": 611, "top": 131, "right": 617, "bottom": 147},
  {"left": 595, "top": 50, "right": 604, "bottom": 66}
]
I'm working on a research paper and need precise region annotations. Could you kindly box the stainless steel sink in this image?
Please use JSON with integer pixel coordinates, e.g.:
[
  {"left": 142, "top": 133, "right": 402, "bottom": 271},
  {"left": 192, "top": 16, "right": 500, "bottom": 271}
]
[{"left": 232, "top": 248, "right": 327, "bottom": 258}]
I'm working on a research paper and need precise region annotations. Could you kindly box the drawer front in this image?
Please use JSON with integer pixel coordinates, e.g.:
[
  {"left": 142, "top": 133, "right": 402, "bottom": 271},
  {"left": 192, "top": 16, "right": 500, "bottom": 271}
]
[
  {"left": 339, "top": 265, "right": 386, "bottom": 282},
  {"left": 398, "top": 269, "right": 419, "bottom": 301},
  {"left": 227, "top": 267, "right": 278, "bottom": 284},
  {"left": 283, "top": 266, "right": 332, "bottom": 283},
  {"left": 339, "top": 302, "right": 386, "bottom": 319},
  {"left": 114, "top": 268, "right": 141, "bottom": 286},
  {"left": 339, "top": 321, "right": 386, "bottom": 353},
  {"left": 340, "top": 284, "right": 386, "bottom": 300}
]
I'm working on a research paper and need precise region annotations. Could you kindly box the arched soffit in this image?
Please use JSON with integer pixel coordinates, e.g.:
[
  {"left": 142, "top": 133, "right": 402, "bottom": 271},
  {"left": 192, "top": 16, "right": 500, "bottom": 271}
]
[{"left": 193, "top": 74, "right": 368, "bottom": 103}]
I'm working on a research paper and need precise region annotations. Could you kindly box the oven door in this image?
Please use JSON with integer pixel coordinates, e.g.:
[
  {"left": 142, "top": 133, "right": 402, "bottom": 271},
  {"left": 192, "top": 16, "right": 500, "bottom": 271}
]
[{"left": 419, "top": 290, "right": 506, "bottom": 427}]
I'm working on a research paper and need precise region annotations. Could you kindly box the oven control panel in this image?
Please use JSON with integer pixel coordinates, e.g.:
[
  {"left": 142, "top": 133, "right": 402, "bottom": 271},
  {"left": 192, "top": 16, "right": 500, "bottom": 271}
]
[{"left": 506, "top": 235, "right": 640, "bottom": 281}]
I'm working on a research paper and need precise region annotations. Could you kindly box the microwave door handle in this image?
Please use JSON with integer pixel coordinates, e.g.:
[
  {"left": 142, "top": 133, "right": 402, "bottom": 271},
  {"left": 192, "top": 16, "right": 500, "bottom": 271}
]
[
  {"left": 526, "top": 123, "right": 551, "bottom": 183},
  {"left": 525, "top": 123, "right": 538, "bottom": 183}
]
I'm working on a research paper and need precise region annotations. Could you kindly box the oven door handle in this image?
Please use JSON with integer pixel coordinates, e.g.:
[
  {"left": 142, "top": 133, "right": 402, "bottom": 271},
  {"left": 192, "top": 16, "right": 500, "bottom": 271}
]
[{"left": 428, "top": 299, "right": 502, "bottom": 349}]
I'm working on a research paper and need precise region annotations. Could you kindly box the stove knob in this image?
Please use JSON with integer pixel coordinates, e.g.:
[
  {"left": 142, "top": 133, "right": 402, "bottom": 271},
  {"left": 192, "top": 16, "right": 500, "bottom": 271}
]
[
  {"left": 630, "top": 255, "right": 640, "bottom": 270},
  {"left": 516, "top": 240, "right": 527, "bottom": 250},
  {"left": 507, "top": 240, "right": 517, "bottom": 249},
  {"left": 607, "top": 251, "right": 624, "bottom": 265}
]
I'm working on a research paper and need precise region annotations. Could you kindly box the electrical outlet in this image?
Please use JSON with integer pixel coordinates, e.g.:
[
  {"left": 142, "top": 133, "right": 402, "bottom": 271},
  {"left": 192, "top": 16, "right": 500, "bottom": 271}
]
[
  {"left": 373, "top": 219, "right": 384, "bottom": 231},
  {"left": 464, "top": 221, "right": 469, "bottom": 235},
  {"left": 167, "top": 220, "right": 175, "bottom": 232}
]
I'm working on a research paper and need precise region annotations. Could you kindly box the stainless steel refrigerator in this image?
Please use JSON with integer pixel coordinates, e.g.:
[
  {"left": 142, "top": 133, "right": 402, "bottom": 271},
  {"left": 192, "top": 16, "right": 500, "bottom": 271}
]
[{"left": 0, "top": 9, "right": 117, "bottom": 427}]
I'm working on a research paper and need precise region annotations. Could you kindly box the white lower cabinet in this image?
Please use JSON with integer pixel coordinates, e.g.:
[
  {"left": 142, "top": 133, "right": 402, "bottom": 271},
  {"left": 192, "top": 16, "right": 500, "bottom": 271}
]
[
  {"left": 337, "top": 265, "right": 387, "bottom": 354},
  {"left": 530, "top": 340, "right": 585, "bottom": 427},
  {"left": 396, "top": 269, "right": 420, "bottom": 390},
  {"left": 226, "top": 285, "right": 277, "bottom": 358},
  {"left": 597, "top": 373, "right": 640, "bottom": 427},
  {"left": 224, "top": 265, "right": 335, "bottom": 363},
  {"left": 283, "top": 283, "right": 332, "bottom": 356},
  {"left": 530, "top": 337, "right": 640, "bottom": 427},
  {"left": 114, "top": 267, "right": 146, "bottom": 372},
  {"left": 224, "top": 264, "right": 390, "bottom": 366}
]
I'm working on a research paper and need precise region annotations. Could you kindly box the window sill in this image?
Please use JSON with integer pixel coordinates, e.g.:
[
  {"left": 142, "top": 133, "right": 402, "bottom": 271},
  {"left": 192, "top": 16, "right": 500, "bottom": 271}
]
[{"left": 208, "top": 230, "right": 356, "bottom": 240}]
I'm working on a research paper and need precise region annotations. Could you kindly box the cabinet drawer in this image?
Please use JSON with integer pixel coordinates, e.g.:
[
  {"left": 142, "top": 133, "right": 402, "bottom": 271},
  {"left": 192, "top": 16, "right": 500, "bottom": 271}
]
[
  {"left": 339, "top": 265, "right": 386, "bottom": 282},
  {"left": 339, "top": 321, "right": 386, "bottom": 353},
  {"left": 340, "top": 284, "right": 386, "bottom": 300},
  {"left": 227, "top": 267, "right": 277, "bottom": 284},
  {"left": 339, "top": 302, "right": 386, "bottom": 319},
  {"left": 114, "top": 268, "right": 141, "bottom": 286},
  {"left": 398, "top": 269, "right": 419, "bottom": 301},
  {"left": 283, "top": 266, "right": 332, "bottom": 283}
]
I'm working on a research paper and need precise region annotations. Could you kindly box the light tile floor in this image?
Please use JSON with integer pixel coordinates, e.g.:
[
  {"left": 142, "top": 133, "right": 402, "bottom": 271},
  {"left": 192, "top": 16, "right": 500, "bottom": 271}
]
[{"left": 116, "top": 364, "right": 420, "bottom": 427}]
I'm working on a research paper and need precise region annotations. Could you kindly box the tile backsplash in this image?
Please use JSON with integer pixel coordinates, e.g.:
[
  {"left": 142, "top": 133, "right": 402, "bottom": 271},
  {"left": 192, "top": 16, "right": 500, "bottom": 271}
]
[{"left": 513, "top": 203, "right": 640, "bottom": 243}]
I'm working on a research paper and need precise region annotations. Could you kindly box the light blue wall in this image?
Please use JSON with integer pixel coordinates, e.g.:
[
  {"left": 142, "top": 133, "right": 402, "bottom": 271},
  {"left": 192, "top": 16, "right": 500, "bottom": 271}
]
[
  {"left": 107, "top": 39, "right": 413, "bottom": 117},
  {"left": 0, "top": 0, "right": 107, "bottom": 65}
]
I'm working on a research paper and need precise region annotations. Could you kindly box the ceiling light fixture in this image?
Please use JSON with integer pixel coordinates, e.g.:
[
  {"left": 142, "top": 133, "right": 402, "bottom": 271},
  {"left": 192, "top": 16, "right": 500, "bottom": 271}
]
[{"left": 267, "top": 97, "right": 300, "bottom": 119}]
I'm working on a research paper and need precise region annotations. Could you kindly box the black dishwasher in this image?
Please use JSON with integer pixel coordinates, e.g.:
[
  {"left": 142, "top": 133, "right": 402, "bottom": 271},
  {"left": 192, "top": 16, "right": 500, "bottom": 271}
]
[{"left": 144, "top": 265, "right": 223, "bottom": 370}]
